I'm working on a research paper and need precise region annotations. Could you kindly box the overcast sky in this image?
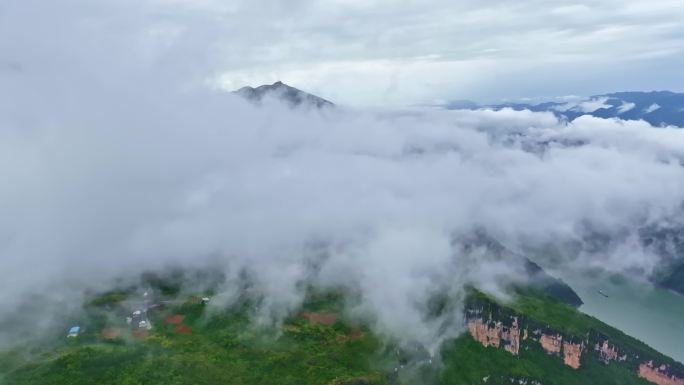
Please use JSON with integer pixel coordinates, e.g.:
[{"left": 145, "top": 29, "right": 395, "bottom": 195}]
[{"left": 2, "top": 0, "right": 684, "bottom": 106}]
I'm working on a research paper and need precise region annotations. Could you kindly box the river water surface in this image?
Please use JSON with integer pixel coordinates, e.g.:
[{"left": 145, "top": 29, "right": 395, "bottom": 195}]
[{"left": 560, "top": 272, "right": 684, "bottom": 363}]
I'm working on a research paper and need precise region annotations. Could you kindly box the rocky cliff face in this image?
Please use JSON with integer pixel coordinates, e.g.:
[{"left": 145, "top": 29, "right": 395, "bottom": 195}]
[
  {"left": 466, "top": 315, "right": 585, "bottom": 371},
  {"left": 562, "top": 341, "right": 583, "bottom": 369},
  {"left": 538, "top": 333, "right": 562, "bottom": 355},
  {"left": 465, "top": 297, "right": 684, "bottom": 385},
  {"left": 639, "top": 362, "right": 684, "bottom": 385},
  {"left": 597, "top": 340, "right": 627, "bottom": 363},
  {"left": 467, "top": 316, "right": 522, "bottom": 355}
]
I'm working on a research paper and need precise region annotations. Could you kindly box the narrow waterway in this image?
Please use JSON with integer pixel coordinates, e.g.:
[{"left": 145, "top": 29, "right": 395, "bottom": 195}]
[{"left": 560, "top": 272, "right": 684, "bottom": 363}]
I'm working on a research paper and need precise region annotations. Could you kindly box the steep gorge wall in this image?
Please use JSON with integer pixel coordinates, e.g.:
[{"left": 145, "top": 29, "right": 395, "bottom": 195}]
[
  {"left": 464, "top": 299, "right": 684, "bottom": 385},
  {"left": 639, "top": 362, "right": 684, "bottom": 385},
  {"left": 466, "top": 314, "right": 583, "bottom": 370}
]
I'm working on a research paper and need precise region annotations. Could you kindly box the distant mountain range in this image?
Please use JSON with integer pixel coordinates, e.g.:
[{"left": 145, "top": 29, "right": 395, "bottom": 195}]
[
  {"left": 237, "top": 85, "right": 684, "bottom": 128},
  {"left": 234, "top": 81, "right": 334, "bottom": 109},
  {"left": 446, "top": 91, "right": 684, "bottom": 127}
]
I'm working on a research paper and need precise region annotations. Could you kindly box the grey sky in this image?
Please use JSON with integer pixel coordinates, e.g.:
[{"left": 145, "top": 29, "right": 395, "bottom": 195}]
[{"left": 3, "top": 0, "right": 684, "bottom": 106}]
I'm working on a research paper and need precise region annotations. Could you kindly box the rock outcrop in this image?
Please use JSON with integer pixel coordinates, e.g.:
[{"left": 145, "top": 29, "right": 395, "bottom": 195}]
[
  {"left": 639, "top": 361, "right": 684, "bottom": 385},
  {"left": 468, "top": 318, "right": 502, "bottom": 349},
  {"left": 467, "top": 315, "right": 522, "bottom": 355},
  {"left": 562, "top": 342, "right": 583, "bottom": 369},
  {"left": 469, "top": 322, "right": 584, "bottom": 369},
  {"left": 465, "top": 294, "right": 684, "bottom": 382},
  {"left": 540, "top": 334, "right": 562, "bottom": 355},
  {"left": 503, "top": 318, "right": 522, "bottom": 355},
  {"left": 595, "top": 340, "right": 626, "bottom": 364}
]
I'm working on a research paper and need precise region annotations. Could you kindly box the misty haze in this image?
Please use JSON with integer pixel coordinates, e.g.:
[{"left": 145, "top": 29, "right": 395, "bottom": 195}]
[{"left": 1, "top": 1, "right": 684, "bottom": 385}]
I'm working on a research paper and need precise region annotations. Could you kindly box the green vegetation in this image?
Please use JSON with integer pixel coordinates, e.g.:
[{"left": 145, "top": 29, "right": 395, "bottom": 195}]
[
  {"left": 453, "top": 289, "right": 679, "bottom": 385},
  {"left": 491, "top": 288, "right": 681, "bottom": 367},
  {"left": 440, "top": 333, "right": 653, "bottom": 385},
  {"left": 87, "top": 291, "right": 129, "bottom": 307},
  {"left": 0, "top": 294, "right": 386, "bottom": 385},
  {"left": 0, "top": 285, "right": 681, "bottom": 385}
]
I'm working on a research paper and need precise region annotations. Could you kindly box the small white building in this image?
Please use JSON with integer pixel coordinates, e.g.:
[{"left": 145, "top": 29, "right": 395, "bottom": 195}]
[{"left": 67, "top": 326, "right": 80, "bottom": 338}]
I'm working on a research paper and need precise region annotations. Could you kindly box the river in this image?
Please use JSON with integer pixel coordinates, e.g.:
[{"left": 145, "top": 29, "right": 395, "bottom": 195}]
[{"left": 559, "top": 271, "right": 684, "bottom": 363}]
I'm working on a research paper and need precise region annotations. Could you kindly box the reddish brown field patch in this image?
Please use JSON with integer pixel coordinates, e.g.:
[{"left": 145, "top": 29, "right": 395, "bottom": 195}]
[
  {"left": 349, "top": 328, "right": 365, "bottom": 340},
  {"left": 165, "top": 314, "right": 186, "bottom": 325},
  {"left": 338, "top": 328, "right": 365, "bottom": 342},
  {"left": 300, "top": 312, "right": 339, "bottom": 325},
  {"left": 176, "top": 324, "right": 193, "bottom": 334},
  {"left": 101, "top": 328, "right": 121, "bottom": 340},
  {"left": 132, "top": 329, "right": 149, "bottom": 340}
]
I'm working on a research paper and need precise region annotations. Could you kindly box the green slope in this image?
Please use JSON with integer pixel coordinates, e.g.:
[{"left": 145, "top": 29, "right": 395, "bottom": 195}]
[
  {"left": 441, "top": 335, "right": 652, "bottom": 385},
  {"left": 0, "top": 287, "right": 680, "bottom": 385},
  {"left": 0, "top": 292, "right": 386, "bottom": 385},
  {"left": 450, "top": 289, "right": 683, "bottom": 385}
]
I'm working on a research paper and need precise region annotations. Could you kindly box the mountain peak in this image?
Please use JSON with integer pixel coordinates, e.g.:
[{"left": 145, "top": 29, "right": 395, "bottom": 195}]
[{"left": 234, "top": 81, "right": 334, "bottom": 109}]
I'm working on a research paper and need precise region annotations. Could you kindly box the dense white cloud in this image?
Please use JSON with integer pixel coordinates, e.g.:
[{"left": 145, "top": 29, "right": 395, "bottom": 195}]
[
  {"left": 2, "top": 0, "right": 684, "bottom": 349},
  {"left": 3, "top": 86, "right": 684, "bottom": 346}
]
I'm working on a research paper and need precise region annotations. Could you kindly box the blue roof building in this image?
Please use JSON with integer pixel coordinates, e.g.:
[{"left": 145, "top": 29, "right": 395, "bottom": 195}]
[{"left": 67, "top": 326, "right": 80, "bottom": 337}]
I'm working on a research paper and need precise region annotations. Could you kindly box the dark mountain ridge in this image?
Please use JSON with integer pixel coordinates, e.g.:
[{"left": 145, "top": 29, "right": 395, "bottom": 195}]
[
  {"left": 457, "top": 231, "right": 584, "bottom": 307},
  {"left": 446, "top": 91, "right": 684, "bottom": 127},
  {"left": 234, "top": 81, "right": 334, "bottom": 109}
]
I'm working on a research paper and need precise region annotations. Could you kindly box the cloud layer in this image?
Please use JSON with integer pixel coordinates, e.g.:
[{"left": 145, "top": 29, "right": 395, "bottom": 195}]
[
  {"left": 3, "top": 89, "right": 684, "bottom": 346},
  {"left": 2, "top": 0, "right": 684, "bottom": 348}
]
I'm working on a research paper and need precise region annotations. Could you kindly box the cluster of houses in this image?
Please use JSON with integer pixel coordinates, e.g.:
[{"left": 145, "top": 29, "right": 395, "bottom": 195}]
[
  {"left": 67, "top": 289, "right": 155, "bottom": 338},
  {"left": 127, "top": 309, "right": 152, "bottom": 330},
  {"left": 67, "top": 289, "right": 211, "bottom": 338}
]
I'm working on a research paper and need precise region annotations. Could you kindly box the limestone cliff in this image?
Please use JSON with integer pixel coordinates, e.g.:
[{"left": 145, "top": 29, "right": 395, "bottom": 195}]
[
  {"left": 467, "top": 314, "right": 521, "bottom": 355},
  {"left": 639, "top": 362, "right": 684, "bottom": 385},
  {"left": 562, "top": 341, "right": 583, "bottom": 369},
  {"left": 464, "top": 295, "right": 684, "bottom": 384}
]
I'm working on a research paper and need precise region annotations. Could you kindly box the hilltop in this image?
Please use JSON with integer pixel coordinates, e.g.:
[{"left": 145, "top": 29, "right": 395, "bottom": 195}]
[{"left": 234, "top": 81, "right": 334, "bottom": 109}]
